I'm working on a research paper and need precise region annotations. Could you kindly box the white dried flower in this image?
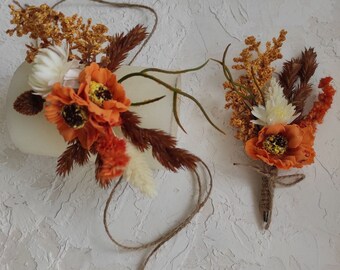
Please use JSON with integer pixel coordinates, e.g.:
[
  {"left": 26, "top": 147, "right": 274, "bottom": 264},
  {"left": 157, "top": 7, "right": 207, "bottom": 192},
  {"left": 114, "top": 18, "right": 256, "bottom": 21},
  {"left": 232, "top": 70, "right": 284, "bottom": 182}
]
[
  {"left": 251, "top": 78, "right": 300, "bottom": 126},
  {"left": 124, "top": 143, "right": 156, "bottom": 197},
  {"left": 28, "top": 45, "right": 82, "bottom": 96}
]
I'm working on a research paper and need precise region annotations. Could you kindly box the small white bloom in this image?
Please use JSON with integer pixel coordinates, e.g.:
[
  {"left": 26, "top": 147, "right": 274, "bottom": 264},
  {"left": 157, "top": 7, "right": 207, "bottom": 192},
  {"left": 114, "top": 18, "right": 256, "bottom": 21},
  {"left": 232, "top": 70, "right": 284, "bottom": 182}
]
[
  {"left": 124, "top": 143, "right": 156, "bottom": 197},
  {"left": 28, "top": 45, "right": 82, "bottom": 96},
  {"left": 251, "top": 78, "right": 300, "bottom": 126}
]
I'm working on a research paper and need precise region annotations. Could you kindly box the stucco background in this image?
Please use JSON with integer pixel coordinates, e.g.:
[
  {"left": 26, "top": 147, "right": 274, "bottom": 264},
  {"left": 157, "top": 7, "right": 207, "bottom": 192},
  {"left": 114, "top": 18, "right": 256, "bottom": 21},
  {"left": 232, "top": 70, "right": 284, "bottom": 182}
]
[{"left": 1, "top": 0, "right": 340, "bottom": 269}]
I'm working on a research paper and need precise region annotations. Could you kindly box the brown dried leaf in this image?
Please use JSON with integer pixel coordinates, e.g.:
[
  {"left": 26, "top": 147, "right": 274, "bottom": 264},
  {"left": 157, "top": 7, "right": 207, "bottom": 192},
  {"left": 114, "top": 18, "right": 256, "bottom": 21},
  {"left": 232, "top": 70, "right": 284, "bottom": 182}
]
[
  {"left": 56, "top": 140, "right": 90, "bottom": 177},
  {"left": 13, "top": 90, "right": 44, "bottom": 115},
  {"left": 104, "top": 24, "right": 148, "bottom": 71},
  {"left": 121, "top": 111, "right": 199, "bottom": 171}
]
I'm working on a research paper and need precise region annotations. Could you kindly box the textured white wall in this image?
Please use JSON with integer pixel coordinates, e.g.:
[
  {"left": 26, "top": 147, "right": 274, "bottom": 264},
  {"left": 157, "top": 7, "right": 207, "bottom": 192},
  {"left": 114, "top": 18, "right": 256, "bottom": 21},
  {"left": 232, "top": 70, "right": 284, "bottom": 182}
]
[{"left": 1, "top": 0, "right": 340, "bottom": 269}]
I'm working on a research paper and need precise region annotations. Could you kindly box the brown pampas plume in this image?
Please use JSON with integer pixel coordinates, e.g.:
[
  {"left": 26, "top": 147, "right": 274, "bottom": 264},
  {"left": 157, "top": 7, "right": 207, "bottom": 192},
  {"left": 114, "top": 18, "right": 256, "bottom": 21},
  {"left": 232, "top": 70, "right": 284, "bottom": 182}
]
[
  {"left": 279, "top": 48, "right": 318, "bottom": 114},
  {"left": 56, "top": 140, "right": 91, "bottom": 177},
  {"left": 103, "top": 24, "right": 148, "bottom": 71},
  {"left": 279, "top": 58, "right": 302, "bottom": 99},
  {"left": 291, "top": 48, "right": 318, "bottom": 113},
  {"left": 292, "top": 83, "right": 313, "bottom": 114},
  {"left": 299, "top": 48, "right": 318, "bottom": 84},
  {"left": 13, "top": 90, "right": 44, "bottom": 115},
  {"left": 121, "top": 111, "right": 199, "bottom": 171}
]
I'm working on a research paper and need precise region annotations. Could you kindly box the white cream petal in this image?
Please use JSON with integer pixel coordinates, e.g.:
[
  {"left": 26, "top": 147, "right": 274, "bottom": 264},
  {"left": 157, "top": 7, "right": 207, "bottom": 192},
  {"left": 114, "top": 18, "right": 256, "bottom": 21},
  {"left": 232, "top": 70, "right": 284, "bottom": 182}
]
[
  {"left": 27, "top": 45, "right": 81, "bottom": 94},
  {"left": 250, "top": 78, "right": 299, "bottom": 126}
]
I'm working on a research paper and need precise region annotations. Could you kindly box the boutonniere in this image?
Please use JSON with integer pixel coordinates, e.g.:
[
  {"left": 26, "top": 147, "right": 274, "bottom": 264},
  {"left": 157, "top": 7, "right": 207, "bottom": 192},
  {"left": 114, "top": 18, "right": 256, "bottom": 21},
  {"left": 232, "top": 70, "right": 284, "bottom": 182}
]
[{"left": 220, "top": 30, "right": 335, "bottom": 229}]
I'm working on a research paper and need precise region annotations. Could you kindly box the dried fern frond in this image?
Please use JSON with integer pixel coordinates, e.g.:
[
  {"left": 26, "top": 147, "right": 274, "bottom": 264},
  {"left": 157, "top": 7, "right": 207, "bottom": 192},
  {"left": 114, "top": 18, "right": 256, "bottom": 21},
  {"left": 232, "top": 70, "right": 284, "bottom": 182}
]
[
  {"left": 103, "top": 24, "right": 148, "bottom": 71},
  {"left": 13, "top": 90, "right": 44, "bottom": 115}
]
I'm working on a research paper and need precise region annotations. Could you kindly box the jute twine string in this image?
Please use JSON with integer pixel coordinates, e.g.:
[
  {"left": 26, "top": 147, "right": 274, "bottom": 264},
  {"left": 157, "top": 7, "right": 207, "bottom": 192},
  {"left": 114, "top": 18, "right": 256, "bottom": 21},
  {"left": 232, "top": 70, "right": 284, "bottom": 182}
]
[
  {"left": 52, "top": 0, "right": 158, "bottom": 65},
  {"left": 104, "top": 160, "right": 213, "bottom": 270},
  {"left": 234, "top": 163, "right": 305, "bottom": 229}
]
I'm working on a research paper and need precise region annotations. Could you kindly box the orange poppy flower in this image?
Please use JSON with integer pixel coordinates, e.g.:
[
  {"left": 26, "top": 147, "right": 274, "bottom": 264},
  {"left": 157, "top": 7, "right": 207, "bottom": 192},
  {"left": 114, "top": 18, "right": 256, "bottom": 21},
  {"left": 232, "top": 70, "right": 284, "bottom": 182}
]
[
  {"left": 78, "top": 63, "right": 131, "bottom": 126},
  {"left": 245, "top": 124, "right": 315, "bottom": 169},
  {"left": 95, "top": 135, "right": 130, "bottom": 187},
  {"left": 45, "top": 83, "right": 104, "bottom": 149}
]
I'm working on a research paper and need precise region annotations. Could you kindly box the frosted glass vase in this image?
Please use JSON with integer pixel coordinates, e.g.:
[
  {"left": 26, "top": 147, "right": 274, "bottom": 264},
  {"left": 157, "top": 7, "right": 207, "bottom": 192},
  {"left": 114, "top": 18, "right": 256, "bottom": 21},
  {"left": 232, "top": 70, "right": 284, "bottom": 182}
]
[{"left": 6, "top": 63, "right": 180, "bottom": 169}]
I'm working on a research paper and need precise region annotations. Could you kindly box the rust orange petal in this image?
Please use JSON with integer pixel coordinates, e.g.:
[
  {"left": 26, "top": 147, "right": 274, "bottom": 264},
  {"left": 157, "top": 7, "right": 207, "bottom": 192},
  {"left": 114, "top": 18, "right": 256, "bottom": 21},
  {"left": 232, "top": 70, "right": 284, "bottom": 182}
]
[
  {"left": 103, "top": 100, "right": 129, "bottom": 111},
  {"left": 257, "top": 124, "right": 285, "bottom": 143},
  {"left": 44, "top": 104, "right": 61, "bottom": 123},
  {"left": 245, "top": 138, "right": 259, "bottom": 159},
  {"left": 77, "top": 125, "right": 99, "bottom": 149},
  {"left": 289, "top": 145, "right": 315, "bottom": 166},
  {"left": 303, "top": 126, "right": 315, "bottom": 145},
  {"left": 245, "top": 124, "right": 316, "bottom": 170},
  {"left": 265, "top": 124, "right": 286, "bottom": 135},
  {"left": 61, "top": 126, "right": 77, "bottom": 142},
  {"left": 285, "top": 124, "right": 303, "bottom": 148}
]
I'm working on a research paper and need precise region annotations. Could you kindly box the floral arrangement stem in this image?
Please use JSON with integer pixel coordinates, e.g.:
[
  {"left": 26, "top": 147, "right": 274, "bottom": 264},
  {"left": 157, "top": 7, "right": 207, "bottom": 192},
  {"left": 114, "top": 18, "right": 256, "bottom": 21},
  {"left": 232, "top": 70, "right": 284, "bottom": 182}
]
[
  {"left": 234, "top": 163, "right": 305, "bottom": 229},
  {"left": 259, "top": 165, "right": 277, "bottom": 229},
  {"left": 119, "top": 70, "right": 225, "bottom": 134}
]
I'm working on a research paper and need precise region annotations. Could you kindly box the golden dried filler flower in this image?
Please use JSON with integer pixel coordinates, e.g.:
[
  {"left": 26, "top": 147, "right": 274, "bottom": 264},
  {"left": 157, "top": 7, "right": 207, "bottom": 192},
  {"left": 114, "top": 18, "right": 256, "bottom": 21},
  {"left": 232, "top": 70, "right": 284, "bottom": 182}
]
[{"left": 7, "top": 3, "right": 109, "bottom": 63}]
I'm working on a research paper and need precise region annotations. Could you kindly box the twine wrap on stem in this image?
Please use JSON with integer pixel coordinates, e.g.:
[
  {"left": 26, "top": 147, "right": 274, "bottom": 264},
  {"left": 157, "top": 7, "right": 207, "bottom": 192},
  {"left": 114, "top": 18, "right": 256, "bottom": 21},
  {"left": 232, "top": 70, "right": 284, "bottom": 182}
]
[
  {"left": 234, "top": 163, "right": 305, "bottom": 229},
  {"left": 260, "top": 170, "right": 276, "bottom": 230}
]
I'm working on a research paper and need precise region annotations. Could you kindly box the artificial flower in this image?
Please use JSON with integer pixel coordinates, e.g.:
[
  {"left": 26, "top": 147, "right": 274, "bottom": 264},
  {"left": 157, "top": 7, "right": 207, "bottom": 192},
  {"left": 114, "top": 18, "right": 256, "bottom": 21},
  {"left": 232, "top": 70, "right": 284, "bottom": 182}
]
[
  {"left": 245, "top": 124, "right": 315, "bottom": 169},
  {"left": 251, "top": 78, "right": 299, "bottom": 126},
  {"left": 95, "top": 135, "right": 130, "bottom": 187},
  {"left": 78, "top": 63, "right": 131, "bottom": 126},
  {"left": 45, "top": 83, "right": 104, "bottom": 149},
  {"left": 28, "top": 45, "right": 81, "bottom": 96}
]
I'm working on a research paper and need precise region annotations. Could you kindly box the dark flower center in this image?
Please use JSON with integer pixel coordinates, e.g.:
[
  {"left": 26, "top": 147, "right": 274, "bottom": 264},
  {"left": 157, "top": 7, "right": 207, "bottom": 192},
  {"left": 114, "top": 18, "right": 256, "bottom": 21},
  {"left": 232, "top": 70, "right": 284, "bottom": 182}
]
[
  {"left": 89, "top": 81, "right": 112, "bottom": 107},
  {"left": 263, "top": 134, "right": 288, "bottom": 155},
  {"left": 62, "top": 104, "right": 88, "bottom": 129}
]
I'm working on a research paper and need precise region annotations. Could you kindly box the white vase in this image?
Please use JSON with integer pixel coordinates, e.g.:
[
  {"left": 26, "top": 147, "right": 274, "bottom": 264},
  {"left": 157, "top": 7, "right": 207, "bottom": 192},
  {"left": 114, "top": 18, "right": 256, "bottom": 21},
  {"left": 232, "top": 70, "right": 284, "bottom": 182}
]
[{"left": 6, "top": 62, "right": 180, "bottom": 169}]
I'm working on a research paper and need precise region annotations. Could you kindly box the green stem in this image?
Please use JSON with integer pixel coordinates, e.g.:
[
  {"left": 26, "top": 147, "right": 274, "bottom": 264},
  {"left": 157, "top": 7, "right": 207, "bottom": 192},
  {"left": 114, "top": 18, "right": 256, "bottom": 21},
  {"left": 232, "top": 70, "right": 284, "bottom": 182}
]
[
  {"left": 140, "top": 60, "right": 210, "bottom": 74},
  {"left": 131, "top": 95, "right": 166, "bottom": 106},
  {"left": 119, "top": 72, "right": 225, "bottom": 134},
  {"left": 221, "top": 47, "right": 256, "bottom": 100},
  {"left": 172, "top": 92, "right": 187, "bottom": 133}
]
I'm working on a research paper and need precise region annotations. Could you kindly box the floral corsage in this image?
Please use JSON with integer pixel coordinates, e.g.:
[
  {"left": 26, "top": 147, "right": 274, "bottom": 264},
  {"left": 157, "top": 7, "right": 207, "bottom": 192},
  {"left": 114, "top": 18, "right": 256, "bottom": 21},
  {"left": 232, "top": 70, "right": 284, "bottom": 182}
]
[
  {"left": 221, "top": 30, "right": 335, "bottom": 229},
  {"left": 7, "top": 2, "right": 221, "bottom": 267}
]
